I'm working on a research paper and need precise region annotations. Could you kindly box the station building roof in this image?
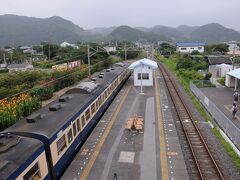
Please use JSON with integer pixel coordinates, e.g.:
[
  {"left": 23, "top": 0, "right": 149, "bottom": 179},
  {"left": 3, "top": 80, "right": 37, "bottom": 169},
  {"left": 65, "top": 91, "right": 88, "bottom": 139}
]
[{"left": 129, "top": 58, "right": 158, "bottom": 70}]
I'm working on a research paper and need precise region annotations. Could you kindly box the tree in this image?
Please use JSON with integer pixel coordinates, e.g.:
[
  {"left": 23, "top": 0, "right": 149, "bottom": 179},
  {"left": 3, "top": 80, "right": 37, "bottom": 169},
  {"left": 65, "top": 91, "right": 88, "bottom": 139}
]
[
  {"left": 204, "top": 44, "right": 229, "bottom": 55},
  {"left": 158, "top": 43, "right": 176, "bottom": 55},
  {"left": 42, "top": 43, "right": 60, "bottom": 60},
  {"left": 12, "top": 48, "right": 27, "bottom": 63},
  {"left": 176, "top": 54, "right": 194, "bottom": 70},
  {"left": 191, "top": 50, "right": 201, "bottom": 55},
  {"left": 213, "top": 44, "right": 229, "bottom": 54}
]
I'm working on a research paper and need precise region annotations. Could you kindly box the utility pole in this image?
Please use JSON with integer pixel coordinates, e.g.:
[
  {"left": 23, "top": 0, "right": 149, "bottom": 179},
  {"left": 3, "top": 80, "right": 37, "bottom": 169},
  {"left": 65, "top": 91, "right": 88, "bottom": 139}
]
[
  {"left": 124, "top": 44, "right": 127, "bottom": 60},
  {"left": 3, "top": 53, "right": 6, "bottom": 65},
  {"left": 48, "top": 44, "right": 51, "bottom": 60},
  {"left": 87, "top": 44, "right": 91, "bottom": 79},
  {"left": 151, "top": 44, "right": 154, "bottom": 60}
]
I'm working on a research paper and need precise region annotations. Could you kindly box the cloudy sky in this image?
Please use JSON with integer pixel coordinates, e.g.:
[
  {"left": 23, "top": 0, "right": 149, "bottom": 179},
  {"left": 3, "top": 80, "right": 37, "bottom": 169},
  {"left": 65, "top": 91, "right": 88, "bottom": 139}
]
[{"left": 0, "top": 0, "right": 239, "bottom": 30}]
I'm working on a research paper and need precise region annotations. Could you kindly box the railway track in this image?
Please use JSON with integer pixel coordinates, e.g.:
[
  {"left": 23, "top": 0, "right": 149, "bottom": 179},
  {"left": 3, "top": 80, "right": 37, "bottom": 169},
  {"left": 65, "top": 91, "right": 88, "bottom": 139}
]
[{"left": 158, "top": 63, "right": 225, "bottom": 180}]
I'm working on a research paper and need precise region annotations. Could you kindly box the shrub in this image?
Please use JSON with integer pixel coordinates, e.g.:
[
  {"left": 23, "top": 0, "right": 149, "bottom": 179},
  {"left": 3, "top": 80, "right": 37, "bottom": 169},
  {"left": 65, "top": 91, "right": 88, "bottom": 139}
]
[
  {"left": 30, "top": 86, "right": 54, "bottom": 101},
  {"left": 217, "top": 77, "right": 225, "bottom": 86},
  {"left": 204, "top": 72, "right": 212, "bottom": 80},
  {"left": 0, "top": 69, "right": 9, "bottom": 73}
]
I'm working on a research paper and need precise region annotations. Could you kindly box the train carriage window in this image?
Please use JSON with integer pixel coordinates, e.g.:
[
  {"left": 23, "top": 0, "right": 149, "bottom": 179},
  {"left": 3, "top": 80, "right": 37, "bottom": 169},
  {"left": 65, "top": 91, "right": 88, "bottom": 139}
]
[
  {"left": 85, "top": 108, "right": 91, "bottom": 121},
  {"left": 81, "top": 115, "right": 85, "bottom": 128},
  {"left": 67, "top": 129, "right": 73, "bottom": 144},
  {"left": 73, "top": 122, "right": 77, "bottom": 137},
  {"left": 56, "top": 135, "right": 67, "bottom": 155},
  {"left": 77, "top": 118, "right": 81, "bottom": 132},
  {"left": 96, "top": 100, "right": 99, "bottom": 110},
  {"left": 102, "top": 94, "right": 105, "bottom": 102},
  {"left": 23, "top": 162, "right": 41, "bottom": 180},
  {"left": 99, "top": 97, "right": 102, "bottom": 106},
  {"left": 91, "top": 104, "right": 96, "bottom": 114}
]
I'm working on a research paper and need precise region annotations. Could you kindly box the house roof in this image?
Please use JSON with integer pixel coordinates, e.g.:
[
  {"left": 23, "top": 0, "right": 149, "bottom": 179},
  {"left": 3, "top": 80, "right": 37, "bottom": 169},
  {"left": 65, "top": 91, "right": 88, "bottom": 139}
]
[
  {"left": 176, "top": 42, "right": 205, "bottom": 47},
  {"left": 227, "top": 68, "right": 240, "bottom": 79},
  {"left": 206, "top": 56, "right": 232, "bottom": 65},
  {"left": 129, "top": 58, "right": 158, "bottom": 69},
  {"left": 7, "top": 63, "right": 33, "bottom": 69}
]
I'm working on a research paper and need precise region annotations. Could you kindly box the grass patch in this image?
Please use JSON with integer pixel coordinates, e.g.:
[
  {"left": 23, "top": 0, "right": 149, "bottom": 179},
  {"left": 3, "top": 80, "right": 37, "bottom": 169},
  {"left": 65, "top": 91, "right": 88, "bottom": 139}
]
[
  {"left": 212, "top": 128, "right": 240, "bottom": 170},
  {"left": 157, "top": 54, "right": 240, "bottom": 171}
]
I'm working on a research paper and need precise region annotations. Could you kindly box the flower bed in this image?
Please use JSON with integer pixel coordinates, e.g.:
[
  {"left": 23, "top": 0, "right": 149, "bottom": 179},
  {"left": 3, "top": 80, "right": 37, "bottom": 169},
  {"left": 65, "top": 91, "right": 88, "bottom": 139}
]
[{"left": 0, "top": 93, "right": 41, "bottom": 131}]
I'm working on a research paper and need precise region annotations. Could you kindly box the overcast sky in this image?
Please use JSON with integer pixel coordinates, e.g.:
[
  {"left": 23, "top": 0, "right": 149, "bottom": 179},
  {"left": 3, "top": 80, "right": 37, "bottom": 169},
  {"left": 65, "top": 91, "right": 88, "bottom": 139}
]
[{"left": 0, "top": 0, "right": 239, "bottom": 30}]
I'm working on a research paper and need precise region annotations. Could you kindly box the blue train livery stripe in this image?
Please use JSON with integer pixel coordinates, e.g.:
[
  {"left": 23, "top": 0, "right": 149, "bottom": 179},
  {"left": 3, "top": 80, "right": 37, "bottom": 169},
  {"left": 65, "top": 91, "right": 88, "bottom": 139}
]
[{"left": 7, "top": 146, "right": 46, "bottom": 180}]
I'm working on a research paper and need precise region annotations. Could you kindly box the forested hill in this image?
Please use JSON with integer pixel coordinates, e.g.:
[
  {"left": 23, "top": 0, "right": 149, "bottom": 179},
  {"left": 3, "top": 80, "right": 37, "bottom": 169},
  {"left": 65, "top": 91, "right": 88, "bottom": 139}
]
[
  {"left": 1, "top": 14, "right": 240, "bottom": 45},
  {"left": 0, "top": 14, "right": 89, "bottom": 46}
]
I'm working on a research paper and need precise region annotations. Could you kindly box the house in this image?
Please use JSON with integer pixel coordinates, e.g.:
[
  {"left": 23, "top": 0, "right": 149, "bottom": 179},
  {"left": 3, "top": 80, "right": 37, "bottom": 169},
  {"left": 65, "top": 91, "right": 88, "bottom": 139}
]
[
  {"left": 103, "top": 46, "right": 116, "bottom": 52},
  {"left": 7, "top": 63, "right": 33, "bottom": 72},
  {"left": 225, "top": 68, "right": 240, "bottom": 89},
  {"left": 206, "top": 56, "right": 233, "bottom": 78},
  {"left": 129, "top": 58, "right": 158, "bottom": 89},
  {"left": 60, "top": 42, "right": 78, "bottom": 49},
  {"left": 216, "top": 64, "right": 233, "bottom": 77},
  {"left": 23, "top": 49, "right": 36, "bottom": 54},
  {"left": 227, "top": 41, "right": 239, "bottom": 51},
  {"left": 176, "top": 42, "right": 205, "bottom": 53}
]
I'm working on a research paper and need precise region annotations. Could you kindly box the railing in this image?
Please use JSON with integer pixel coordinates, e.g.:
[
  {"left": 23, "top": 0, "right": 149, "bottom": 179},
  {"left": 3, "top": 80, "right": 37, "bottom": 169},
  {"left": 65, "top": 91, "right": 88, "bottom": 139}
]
[{"left": 190, "top": 81, "right": 240, "bottom": 150}]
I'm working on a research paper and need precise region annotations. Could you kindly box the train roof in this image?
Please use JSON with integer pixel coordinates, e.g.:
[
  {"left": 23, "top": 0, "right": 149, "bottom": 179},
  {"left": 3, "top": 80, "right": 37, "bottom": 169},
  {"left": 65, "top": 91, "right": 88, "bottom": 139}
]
[
  {"left": 0, "top": 135, "right": 43, "bottom": 179},
  {"left": 3, "top": 62, "right": 129, "bottom": 140}
]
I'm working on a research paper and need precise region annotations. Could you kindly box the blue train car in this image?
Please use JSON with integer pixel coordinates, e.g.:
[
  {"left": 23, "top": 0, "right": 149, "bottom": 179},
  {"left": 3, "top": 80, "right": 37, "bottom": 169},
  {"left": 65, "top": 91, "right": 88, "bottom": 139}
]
[{"left": 0, "top": 62, "right": 131, "bottom": 179}]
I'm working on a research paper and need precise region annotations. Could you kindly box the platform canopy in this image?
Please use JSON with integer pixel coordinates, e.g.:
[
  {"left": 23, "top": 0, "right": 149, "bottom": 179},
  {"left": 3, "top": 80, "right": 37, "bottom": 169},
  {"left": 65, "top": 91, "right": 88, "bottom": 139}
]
[
  {"left": 227, "top": 68, "right": 240, "bottom": 79},
  {"left": 129, "top": 58, "right": 158, "bottom": 70}
]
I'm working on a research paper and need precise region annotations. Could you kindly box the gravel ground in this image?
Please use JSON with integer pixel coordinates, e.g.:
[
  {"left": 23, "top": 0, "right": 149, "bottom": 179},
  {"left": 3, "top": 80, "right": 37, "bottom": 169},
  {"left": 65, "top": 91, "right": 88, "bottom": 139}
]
[{"left": 160, "top": 64, "right": 240, "bottom": 179}]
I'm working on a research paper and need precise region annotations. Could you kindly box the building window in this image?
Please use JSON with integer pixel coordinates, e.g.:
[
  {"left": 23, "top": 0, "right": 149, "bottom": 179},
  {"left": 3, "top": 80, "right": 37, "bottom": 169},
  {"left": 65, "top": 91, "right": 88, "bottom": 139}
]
[
  {"left": 85, "top": 108, "right": 91, "bottom": 121},
  {"left": 56, "top": 135, "right": 67, "bottom": 155},
  {"left": 91, "top": 104, "right": 96, "bottom": 114},
  {"left": 23, "top": 162, "right": 41, "bottom": 180},
  {"left": 142, "top": 73, "right": 149, "bottom": 80},
  {"left": 198, "top": 47, "right": 202, "bottom": 50},
  {"left": 73, "top": 122, "right": 77, "bottom": 137},
  {"left": 138, "top": 73, "right": 149, "bottom": 80},
  {"left": 190, "top": 47, "right": 194, "bottom": 49},
  {"left": 67, "top": 129, "right": 73, "bottom": 144},
  {"left": 81, "top": 116, "right": 85, "bottom": 128},
  {"left": 77, "top": 118, "right": 80, "bottom": 132},
  {"left": 180, "top": 47, "right": 187, "bottom": 50},
  {"left": 138, "top": 73, "right": 141, "bottom": 80}
]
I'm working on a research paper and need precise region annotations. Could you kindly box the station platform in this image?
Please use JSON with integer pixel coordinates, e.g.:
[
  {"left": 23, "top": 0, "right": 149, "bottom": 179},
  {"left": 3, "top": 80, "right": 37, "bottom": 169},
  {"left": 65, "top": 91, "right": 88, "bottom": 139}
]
[
  {"left": 62, "top": 71, "right": 189, "bottom": 180},
  {"left": 200, "top": 87, "right": 240, "bottom": 128}
]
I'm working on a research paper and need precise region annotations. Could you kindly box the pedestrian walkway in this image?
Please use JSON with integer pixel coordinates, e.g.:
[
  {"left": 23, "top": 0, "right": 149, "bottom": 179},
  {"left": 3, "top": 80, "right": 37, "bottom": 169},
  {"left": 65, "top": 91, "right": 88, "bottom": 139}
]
[
  {"left": 62, "top": 71, "right": 189, "bottom": 180},
  {"left": 201, "top": 87, "right": 240, "bottom": 128}
]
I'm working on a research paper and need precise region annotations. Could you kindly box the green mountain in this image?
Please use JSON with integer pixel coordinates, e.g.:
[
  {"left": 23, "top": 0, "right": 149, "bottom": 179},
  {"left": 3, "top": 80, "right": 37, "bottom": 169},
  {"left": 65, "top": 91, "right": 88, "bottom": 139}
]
[
  {"left": 189, "top": 23, "right": 240, "bottom": 43},
  {"left": 0, "top": 14, "right": 89, "bottom": 46},
  {"left": 1, "top": 14, "right": 240, "bottom": 45},
  {"left": 107, "top": 25, "right": 168, "bottom": 41},
  {"left": 175, "top": 25, "right": 199, "bottom": 36}
]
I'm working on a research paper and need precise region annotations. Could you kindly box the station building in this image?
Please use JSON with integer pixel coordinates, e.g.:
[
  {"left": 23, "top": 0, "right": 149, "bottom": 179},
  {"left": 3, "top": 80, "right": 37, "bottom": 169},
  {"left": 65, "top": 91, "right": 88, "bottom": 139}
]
[{"left": 129, "top": 58, "right": 158, "bottom": 87}]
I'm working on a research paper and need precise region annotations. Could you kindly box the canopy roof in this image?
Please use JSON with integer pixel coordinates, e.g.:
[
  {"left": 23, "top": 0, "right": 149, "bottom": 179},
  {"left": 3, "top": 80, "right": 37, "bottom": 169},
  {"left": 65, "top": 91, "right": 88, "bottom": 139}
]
[
  {"left": 129, "top": 58, "right": 158, "bottom": 70},
  {"left": 216, "top": 63, "right": 232, "bottom": 68},
  {"left": 227, "top": 68, "right": 240, "bottom": 79}
]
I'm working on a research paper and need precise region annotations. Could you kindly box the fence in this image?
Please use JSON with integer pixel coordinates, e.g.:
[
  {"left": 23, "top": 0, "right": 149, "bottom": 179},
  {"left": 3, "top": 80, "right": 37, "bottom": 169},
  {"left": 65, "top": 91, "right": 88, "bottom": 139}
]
[{"left": 190, "top": 81, "right": 240, "bottom": 150}]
